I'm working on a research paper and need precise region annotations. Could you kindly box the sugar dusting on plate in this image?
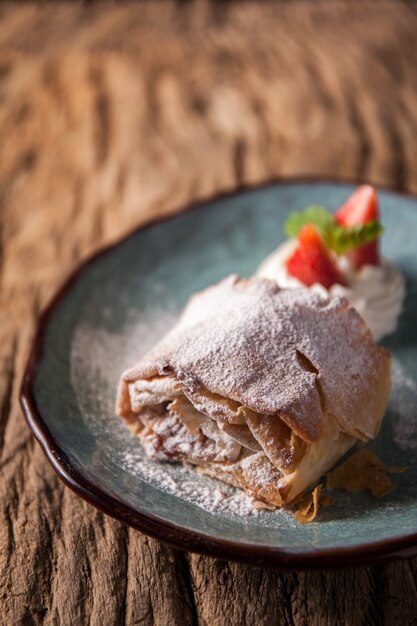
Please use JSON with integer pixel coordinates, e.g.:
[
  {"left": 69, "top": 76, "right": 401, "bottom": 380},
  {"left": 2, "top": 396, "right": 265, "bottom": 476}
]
[
  {"left": 122, "top": 450, "right": 262, "bottom": 517},
  {"left": 390, "top": 359, "right": 417, "bottom": 451}
]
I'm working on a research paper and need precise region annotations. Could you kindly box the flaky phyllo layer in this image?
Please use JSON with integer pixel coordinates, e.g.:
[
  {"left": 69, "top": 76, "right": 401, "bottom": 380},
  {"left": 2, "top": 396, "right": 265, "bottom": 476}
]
[{"left": 117, "top": 276, "right": 391, "bottom": 507}]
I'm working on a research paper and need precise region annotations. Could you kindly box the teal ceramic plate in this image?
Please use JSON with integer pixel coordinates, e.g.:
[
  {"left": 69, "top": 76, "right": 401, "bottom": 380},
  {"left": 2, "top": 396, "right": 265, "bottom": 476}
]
[{"left": 21, "top": 180, "right": 417, "bottom": 569}]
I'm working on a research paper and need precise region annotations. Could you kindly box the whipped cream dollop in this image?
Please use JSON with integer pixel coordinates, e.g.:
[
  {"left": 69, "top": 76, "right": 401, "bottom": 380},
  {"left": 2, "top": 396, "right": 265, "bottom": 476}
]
[{"left": 256, "top": 240, "right": 405, "bottom": 341}]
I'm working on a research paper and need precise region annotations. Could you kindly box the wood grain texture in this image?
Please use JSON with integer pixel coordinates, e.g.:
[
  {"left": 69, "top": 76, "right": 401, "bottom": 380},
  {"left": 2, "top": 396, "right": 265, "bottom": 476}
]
[{"left": 1, "top": 2, "right": 417, "bottom": 624}]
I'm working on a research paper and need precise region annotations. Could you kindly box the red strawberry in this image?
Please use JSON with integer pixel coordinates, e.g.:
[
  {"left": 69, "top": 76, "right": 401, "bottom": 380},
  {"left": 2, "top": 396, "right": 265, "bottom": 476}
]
[
  {"left": 335, "top": 185, "right": 380, "bottom": 268},
  {"left": 286, "top": 224, "right": 347, "bottom": 289}
]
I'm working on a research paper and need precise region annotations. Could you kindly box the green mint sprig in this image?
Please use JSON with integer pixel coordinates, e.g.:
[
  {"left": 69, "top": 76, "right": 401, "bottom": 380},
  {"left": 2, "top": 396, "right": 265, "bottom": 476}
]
[
  {"left": 284, "top": 206, "right": 383, "bottom": 254},
  {"left": 330, "top": 221, "right": 383, "bottom": 254}
]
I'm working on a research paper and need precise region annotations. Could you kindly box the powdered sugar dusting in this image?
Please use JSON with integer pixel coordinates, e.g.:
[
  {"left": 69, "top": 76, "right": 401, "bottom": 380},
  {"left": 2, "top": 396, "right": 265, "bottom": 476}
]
[
  {"left": 390, "top": 359, "right": 417, "bottom": 451},
  {"left": 127, "top": 276, "right": 388, "bottom": 441},
  {"left": 122, "top": 450, "right": 263, "bottom": 516}
]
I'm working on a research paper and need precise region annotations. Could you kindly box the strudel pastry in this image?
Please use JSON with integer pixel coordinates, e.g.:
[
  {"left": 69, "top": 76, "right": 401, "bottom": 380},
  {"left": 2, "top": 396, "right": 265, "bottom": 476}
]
[{"left": 117, "top": 275, "right": 391, "bottom": 507}]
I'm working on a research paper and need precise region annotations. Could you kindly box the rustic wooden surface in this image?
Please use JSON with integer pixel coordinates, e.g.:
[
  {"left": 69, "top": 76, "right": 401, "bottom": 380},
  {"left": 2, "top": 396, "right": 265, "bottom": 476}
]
[{"left": 1, "top": 2, "right": 417, "bottom": 624}]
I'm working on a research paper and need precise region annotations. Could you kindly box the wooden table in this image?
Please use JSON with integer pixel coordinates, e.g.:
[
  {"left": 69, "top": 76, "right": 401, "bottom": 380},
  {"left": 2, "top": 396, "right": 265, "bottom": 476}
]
[{"left": 1, "top": 3, "right": 417, "bottom": 624}]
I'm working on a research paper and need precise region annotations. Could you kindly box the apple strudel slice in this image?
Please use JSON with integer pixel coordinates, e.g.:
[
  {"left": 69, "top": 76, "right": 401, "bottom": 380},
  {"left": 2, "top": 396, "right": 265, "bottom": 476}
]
[{"left": 117, "top": 275, "right": 391, "bottom": 507}]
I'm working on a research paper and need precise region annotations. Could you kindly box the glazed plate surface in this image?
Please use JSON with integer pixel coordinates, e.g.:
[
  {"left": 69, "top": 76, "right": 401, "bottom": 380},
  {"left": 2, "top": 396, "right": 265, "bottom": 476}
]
[{"left": 21, "top": 181, "right": 417, "bottom": 569}]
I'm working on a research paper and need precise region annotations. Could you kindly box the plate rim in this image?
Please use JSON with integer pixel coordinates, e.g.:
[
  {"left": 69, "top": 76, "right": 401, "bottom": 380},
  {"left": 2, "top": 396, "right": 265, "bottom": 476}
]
[{"left": 20, "top": 176, "right": 417, "bottom": 570}]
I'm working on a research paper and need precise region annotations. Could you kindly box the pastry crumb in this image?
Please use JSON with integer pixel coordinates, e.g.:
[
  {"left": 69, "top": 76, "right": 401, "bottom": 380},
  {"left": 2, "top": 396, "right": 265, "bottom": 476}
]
[
  {"left": 293, "top": 448, "right": 408, "bottom": 524},
  {"left": 294, "top": 485, "right": 334, "bottom": 524},
  {"left": 326, "top": 448, "right": 408, "bottom": 497}
]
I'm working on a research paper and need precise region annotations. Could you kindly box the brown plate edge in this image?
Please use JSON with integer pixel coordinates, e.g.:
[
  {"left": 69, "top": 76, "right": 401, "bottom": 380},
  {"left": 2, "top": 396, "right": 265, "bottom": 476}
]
[{"left": 19, "top": 175, "right": 417, "bottom": 571}]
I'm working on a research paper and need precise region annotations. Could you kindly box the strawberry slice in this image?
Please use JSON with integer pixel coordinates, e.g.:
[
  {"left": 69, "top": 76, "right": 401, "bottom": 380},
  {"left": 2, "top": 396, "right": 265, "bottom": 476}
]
[
  {"left": 286, "top": 224, "right": 347, "bottom": 289},
  {"left": 335, "top": 185, "right": 380, "bottom": 268}
]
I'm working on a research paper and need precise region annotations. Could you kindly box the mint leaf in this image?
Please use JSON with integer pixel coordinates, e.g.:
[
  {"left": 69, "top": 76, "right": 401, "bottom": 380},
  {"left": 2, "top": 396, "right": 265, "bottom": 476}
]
[
  {"left": 284, "top": 206, "right": 334, "bottom": 239},
  {"left": 284, "top": 206, "right": 382, "bottom": 254},
  {"left": 329, "top": 221, "right": 383, "bottom": 254}
]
